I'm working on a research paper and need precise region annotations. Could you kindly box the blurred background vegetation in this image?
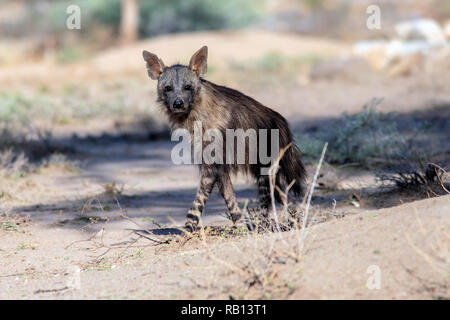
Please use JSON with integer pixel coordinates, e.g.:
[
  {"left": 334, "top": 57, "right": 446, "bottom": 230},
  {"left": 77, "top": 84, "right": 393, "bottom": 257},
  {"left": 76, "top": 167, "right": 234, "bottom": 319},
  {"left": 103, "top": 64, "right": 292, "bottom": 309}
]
[
  {"left": 0, "top": 0, "right": 449, "bottom": 180},
  {"left": 1, "top": 0, "right": 450, "bottom": 57},
  {"left": 0, "top": 0, "right": 263, "bottom": 51}
]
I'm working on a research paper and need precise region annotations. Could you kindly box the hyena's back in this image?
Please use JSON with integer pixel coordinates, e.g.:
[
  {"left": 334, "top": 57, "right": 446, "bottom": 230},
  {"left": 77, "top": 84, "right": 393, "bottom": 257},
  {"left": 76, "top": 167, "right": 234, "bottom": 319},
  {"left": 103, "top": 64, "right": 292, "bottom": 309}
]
[{"left": 199, "top": 80, "right": 307, "bottom": 199}]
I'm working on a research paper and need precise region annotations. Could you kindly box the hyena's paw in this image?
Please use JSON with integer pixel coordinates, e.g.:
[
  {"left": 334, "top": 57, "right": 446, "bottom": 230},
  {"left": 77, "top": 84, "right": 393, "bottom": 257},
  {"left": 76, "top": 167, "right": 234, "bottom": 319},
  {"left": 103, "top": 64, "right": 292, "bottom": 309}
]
[
  {"left": 185, "top": 210, "right": 200, "bottom": 233},
  {"left": 258, "top": 205, "right": 269, "bottom": 217},
  {"left": 184, "top": 221, "right": 197, "bottom": 233},
  {"left": 230, "top": 211, "right": 242, "bottom": 224}
]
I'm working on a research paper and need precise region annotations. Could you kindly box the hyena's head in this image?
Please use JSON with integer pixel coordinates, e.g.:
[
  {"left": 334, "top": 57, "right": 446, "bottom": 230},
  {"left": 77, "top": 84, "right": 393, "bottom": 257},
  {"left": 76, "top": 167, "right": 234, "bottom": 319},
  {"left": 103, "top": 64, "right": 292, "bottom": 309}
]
[{"left": 142, "top": 46, "right": 208, "bottom": 116}]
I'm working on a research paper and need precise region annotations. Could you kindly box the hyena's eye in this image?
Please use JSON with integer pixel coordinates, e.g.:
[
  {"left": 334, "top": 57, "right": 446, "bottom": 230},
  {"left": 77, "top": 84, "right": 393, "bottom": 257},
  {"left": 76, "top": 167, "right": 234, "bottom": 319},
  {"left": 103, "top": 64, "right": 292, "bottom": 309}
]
[
  {"left": 184, "top": 84, "right": 192, "bottom": 91},
  {"left": 164, "top": 85, "right": 173, "bottom": 92}
]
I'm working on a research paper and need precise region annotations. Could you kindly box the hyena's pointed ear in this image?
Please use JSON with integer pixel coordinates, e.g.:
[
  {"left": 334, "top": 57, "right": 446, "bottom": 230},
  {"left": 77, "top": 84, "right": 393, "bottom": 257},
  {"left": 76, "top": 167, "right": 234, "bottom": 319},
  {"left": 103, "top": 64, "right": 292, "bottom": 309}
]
[
  {"left": 142, "top": 50, "right": 165, "bottom": 80},
  {"left": 189, "top": 46, "right": 208, "bottom": 77}
]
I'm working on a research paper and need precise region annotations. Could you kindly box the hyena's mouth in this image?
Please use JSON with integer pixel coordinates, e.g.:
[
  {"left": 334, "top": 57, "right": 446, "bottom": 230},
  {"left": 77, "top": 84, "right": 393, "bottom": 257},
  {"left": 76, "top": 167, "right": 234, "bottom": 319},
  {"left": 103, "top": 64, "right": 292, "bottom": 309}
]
[
  {"left": 171, "top": 108, "right": 187, "bottom": 113},
  {"left": 169, "top": 105, "right": 191, "bottom": 115}
]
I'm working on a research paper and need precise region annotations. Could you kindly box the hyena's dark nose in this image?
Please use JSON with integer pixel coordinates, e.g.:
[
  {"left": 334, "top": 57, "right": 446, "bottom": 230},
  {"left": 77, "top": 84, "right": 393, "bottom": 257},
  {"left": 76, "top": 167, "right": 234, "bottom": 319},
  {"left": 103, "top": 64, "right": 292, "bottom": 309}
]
[{"left": 173, "top": 98, "right": 184, "bottom": 109}]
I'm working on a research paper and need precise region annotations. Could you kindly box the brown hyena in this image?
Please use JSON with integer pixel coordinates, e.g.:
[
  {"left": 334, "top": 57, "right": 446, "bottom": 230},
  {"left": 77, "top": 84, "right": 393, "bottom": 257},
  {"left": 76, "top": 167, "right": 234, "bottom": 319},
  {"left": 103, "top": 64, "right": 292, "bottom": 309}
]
[{"left": 142, "top": 46, "right": 306, "bottom": 231}]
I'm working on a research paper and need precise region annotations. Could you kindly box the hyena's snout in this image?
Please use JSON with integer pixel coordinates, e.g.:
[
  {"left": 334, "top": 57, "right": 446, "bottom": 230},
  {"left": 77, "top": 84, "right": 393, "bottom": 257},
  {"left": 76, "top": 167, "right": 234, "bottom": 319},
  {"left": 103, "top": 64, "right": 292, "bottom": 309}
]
[
  {"left": 169, "top": 97, "right": 189, "bottom": 114},
  {"left": 172, "top": 98, "right": 184, "bottom": 110}
]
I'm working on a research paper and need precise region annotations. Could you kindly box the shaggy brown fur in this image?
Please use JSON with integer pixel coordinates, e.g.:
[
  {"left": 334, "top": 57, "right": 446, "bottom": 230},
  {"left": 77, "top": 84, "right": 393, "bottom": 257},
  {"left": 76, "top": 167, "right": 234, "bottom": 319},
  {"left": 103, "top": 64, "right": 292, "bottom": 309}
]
[{"left": 143, "top": 46, "right": 306, "bottom": 231}]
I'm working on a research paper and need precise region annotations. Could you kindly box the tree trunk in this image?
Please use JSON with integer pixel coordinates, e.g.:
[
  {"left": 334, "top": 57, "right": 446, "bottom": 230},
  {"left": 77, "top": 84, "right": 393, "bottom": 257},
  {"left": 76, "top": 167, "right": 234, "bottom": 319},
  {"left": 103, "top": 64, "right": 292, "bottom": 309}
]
[{"left": 120, "top": 0, "right": 139, "bottom": 44}]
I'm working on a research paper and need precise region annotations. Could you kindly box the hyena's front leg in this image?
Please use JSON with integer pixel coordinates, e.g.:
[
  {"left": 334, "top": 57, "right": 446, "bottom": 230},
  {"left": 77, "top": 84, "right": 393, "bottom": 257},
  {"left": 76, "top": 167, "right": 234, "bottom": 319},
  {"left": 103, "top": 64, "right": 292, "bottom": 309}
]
[
  {"left": 218, "top": 173, "right": 242, "bottom": 223},
  {"left": 185, "top": 172, "right": 217, "bottom": 231}
]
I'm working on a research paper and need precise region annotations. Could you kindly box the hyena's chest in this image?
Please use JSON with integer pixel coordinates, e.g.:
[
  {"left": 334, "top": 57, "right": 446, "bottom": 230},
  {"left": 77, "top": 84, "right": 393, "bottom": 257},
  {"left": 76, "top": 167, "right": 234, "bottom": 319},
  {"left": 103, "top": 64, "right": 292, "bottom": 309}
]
[
  {"left": 172, "top": 118, "right": 265, "bottom": 168},
  {"left": 171, "top": 114, "right": 234, "bottom": 166},
  {"left": 171, "top": 110, "right": 229, "bottom": 146}
]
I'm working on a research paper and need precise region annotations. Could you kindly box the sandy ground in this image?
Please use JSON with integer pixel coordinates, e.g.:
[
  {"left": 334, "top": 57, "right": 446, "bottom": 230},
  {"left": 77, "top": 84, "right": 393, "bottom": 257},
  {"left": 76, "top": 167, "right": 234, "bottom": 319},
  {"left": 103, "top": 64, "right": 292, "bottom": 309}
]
[
  {"left": 0, "top": 30, "right": 449, "bottom": 299},
  {"left": 1, "top": 195, "right": 448, "bottom": 299}
]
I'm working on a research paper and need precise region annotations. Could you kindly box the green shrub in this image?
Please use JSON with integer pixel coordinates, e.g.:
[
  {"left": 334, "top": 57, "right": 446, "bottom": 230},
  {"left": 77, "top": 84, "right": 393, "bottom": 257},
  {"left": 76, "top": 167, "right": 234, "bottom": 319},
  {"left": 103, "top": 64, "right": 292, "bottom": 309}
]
[{"left": 296, "top": 99, "right": 409, "bottom": 166}]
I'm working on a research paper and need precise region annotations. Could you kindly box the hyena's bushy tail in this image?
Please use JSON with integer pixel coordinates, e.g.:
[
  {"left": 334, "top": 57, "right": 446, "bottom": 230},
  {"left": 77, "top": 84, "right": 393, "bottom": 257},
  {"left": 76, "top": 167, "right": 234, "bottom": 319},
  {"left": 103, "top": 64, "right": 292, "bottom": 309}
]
[{"left": 279, "top": 143, "right": 307, "bottom": 199}]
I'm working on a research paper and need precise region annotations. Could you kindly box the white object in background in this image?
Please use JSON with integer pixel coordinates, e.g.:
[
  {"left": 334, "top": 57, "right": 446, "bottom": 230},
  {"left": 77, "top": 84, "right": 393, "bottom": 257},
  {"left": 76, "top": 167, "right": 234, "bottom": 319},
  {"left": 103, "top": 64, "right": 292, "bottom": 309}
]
[
  {"left": 385, "top": 39, "right": 430, "bottom": 59},
  {"left": 395, "top": 19, "right": 447, "bottom": 46}
]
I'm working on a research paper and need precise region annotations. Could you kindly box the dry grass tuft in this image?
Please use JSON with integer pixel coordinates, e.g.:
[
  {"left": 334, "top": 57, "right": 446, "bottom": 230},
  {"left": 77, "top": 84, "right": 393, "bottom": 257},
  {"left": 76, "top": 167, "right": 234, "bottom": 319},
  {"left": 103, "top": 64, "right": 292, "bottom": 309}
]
[
  {"left": 0, "top": 149, "right": 29, "bottom": 177},
  {"left": 246, "top": 204, "right": 343, "bottom": 233},
  {"left": 378, "top": 163, "right": 449, "bottom": 196}
]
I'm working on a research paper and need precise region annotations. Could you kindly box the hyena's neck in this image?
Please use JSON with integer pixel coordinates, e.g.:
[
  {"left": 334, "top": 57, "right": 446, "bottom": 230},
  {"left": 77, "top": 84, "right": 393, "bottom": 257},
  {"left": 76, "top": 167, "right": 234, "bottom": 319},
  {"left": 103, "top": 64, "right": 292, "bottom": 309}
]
[{"left": 167, "top": 80, "right": 230, "bottom": 134}]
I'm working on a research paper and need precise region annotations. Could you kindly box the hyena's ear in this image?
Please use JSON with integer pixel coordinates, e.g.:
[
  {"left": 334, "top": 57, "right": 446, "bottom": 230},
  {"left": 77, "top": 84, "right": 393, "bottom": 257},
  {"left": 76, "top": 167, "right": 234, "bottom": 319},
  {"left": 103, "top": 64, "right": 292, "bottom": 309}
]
[
  {"left": 142, "top": 50, "right": 165, "bottom": 80},
  {"left": 189, "top": 46, "right": 208, "bottom": 77}
]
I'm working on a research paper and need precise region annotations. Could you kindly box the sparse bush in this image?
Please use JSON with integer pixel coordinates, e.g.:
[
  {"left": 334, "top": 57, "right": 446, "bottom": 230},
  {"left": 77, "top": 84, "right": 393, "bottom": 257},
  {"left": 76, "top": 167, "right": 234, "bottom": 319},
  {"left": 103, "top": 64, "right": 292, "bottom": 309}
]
[
  {"left": 295, "top": 99, "right": 449, "bottom": 196},
  {"left": 246, "top": 205, "right": 339, "bottom": 233},
  {"left": 0, "top": 94, "right": 33, "bottom": 164},
  {"left": 0, "top": 150, "right": 29, "bottom": 177},
  {"left": 377, "top": 163, "right": 449, "bottom": 195},
  {"left": 0, "top": 92, "right": 52, "bottom": 158},
  {"left": 0, "top": 89, "right": 129, "bottom": 126},
  {"left": 296, "top": 98, "right": 409, "bottom": 167},
  {"left": 0, "top": 92, "right": 73, "bottom": 169},
  {"left": 41, "top": 153, "right": 79, "bottom": 172}
]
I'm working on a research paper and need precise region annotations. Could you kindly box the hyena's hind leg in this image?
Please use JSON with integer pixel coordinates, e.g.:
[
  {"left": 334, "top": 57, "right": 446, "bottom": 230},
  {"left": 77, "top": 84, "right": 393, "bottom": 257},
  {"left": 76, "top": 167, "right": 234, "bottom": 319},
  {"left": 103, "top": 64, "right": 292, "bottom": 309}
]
[
  {"left": 257, "top": 175, "right": 287, "bottom": 209},
  {"left": 218, "top": 173, "right": 242, "bottom": 223},
  {"left": 185, "top": 172, "right": 217, "bottom": 232},
  {"left": 257, "top": 176, "right": 271, "bottom": 209}
]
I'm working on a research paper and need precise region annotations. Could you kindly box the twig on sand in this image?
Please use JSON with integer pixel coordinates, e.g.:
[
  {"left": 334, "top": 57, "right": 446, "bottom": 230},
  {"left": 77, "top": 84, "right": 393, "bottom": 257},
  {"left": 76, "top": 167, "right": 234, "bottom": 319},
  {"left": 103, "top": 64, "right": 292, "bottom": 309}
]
[
  {"left": 132, "top": 229, "right": 170, "bottom": 244},
  {"left": 65, "top": 228, "right": 105, "bottom": 250},
  {"left": 114, "top": 197, "right": 171, "bottom": 244},
  {"left": 429, "top": 163, "right": 449, "bottom": 194},
  {"left": 65, "top": 197, "right": 173, "bottom": 267},
  {"left": 34, "top": 287, "right": 69, "bottom": 294}
]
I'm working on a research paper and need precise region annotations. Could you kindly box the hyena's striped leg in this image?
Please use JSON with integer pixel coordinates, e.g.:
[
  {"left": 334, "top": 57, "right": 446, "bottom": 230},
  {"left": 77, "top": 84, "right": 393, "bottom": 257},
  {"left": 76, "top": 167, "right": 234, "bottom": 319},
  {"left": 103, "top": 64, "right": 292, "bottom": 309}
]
[
  {"left": 258, "top": 175, "right": 287, "bottom": 208},
  {"left": 185, "top": 173, "right": 217, "bottom": 231},
  {"left": 218, "top": 173, "right": 242, "bottom": 223},
  {"left": 258, "top": 176, "right": 271, "bottom": 209}
]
